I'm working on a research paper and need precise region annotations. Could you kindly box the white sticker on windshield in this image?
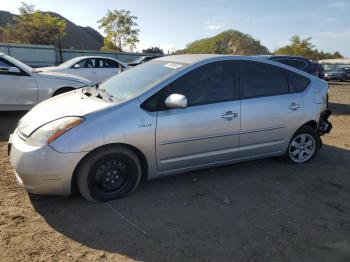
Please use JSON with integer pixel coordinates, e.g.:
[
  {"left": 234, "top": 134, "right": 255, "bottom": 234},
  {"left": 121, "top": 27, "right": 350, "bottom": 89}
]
[{"left": 164, "top": 63, "right": 183, "bottom": 69}]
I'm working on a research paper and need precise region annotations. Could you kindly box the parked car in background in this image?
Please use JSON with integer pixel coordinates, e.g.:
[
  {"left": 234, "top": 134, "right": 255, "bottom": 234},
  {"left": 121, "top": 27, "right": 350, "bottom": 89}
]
[
  {"left": 127, "top": 56, "right": 157, "bottom": 67},
  {"left": 323, "top": 67, "right": 349, "bottom": 81},
  {"left": 0, "top": 52, "right": 91, "bottom": 111},
  {"left": 9, "top": 54, "right": 332, "bottom": 202},
  {"left": 313, "top": 62, "right": 325, "bottom": 79},
  {"left": 258, "top": 55, "right": 319, "bottom": 77},
  {"left": 340, "top": 67, "right": 350, "bottom": 80},
  {"left": 37, "top": 56, "right": 128, "bottom": 84}
]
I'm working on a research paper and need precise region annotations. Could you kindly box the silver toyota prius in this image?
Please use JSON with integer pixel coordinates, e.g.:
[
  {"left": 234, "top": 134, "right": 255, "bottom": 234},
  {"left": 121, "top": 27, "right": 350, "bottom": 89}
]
[{"left": 9, "top": 55, "right": 332, "bottom": 202}]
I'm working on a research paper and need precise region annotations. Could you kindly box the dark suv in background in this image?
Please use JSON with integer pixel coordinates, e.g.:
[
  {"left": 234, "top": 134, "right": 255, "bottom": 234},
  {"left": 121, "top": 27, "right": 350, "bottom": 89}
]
[
  {"left": 258, "top": 55, "right": 320, "bottom": 77},
  {"left": 322, "top": 67, "right": 350, "bottom": 81}
]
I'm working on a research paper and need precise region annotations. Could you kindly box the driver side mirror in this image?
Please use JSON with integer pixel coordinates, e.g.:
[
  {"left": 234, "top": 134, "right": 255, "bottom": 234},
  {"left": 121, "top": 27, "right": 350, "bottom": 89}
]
[
  {"left": 8, "top": 67, "right": 21, "bottom": 74},
  {"left": 164, "top": 94, "right": 187, "bottom": 109},
  {"left": 73, "top": 64, "right": 80, "bottom": 69}
]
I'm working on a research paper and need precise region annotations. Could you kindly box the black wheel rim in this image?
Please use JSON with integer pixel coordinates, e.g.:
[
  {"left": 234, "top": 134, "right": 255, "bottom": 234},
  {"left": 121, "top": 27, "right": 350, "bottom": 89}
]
[{"left": 93, "top": 158, "right": 131, "bottom": 197}]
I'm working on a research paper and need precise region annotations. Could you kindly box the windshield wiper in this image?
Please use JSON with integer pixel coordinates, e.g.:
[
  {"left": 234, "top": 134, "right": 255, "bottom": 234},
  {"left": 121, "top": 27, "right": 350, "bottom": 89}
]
[
  {"left": 96, "top": 88, "right": 115, "bottom": 102},
  {"left": 82, "top": 86, "right": 114, "bottom": 102}
]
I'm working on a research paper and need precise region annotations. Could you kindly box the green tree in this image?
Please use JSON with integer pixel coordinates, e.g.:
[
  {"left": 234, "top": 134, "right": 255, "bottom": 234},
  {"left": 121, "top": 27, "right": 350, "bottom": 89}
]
[
  {"left": 0, "top": 3, "right": 66, "bottom": 45},
  {"left": 98, "top": 9, "right": 139, "bottom": 51},
  {"left": 274, "top": 35, "right": 343, "bottom": 60},
  {"left": 100, "top": 36, "right": 121, "bottom": 51},
  {"left": 180, "top": 30, "right": 270, "bottom": 55},
  {"left": 142, "top": 46, "right": 164, "bottom": 54}
]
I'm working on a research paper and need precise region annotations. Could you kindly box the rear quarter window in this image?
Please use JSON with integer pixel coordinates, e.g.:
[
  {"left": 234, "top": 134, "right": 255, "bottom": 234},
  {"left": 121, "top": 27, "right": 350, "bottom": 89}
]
[{"left": 288, "top": 71, "right": 310, "bottom": 92}]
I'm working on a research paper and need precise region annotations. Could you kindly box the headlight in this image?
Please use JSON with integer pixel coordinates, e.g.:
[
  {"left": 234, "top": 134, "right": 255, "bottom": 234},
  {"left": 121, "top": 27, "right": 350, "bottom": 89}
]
[{"left": 26, "top": 117, "right": 84, "bottom": 146}]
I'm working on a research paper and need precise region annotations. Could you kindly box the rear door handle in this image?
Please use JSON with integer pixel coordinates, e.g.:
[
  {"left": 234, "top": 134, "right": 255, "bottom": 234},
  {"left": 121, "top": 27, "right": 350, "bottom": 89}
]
[
  {"left": 222, "top": 111, "right": 238, "bottom": 120},
  {"left": 289, "top": 103, "right": 301, "bottom": 111}
]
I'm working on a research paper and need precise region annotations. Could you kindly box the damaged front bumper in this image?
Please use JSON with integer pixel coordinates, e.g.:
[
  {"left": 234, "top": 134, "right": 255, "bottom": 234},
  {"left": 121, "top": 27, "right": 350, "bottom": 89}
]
[{"left": 318, "top": 109, "right": 332, "bottom": 135}]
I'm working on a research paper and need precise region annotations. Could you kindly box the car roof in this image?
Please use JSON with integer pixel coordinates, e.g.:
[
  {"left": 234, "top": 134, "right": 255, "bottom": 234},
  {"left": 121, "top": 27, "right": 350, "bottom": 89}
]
[
  {"left": 156, "top": 54, "right": 226, "bottom": 64},
  {"left": 68, "top": 56, "right": 120, "bottom": 60},
  {"left": 155, "top": 54, "right": 318, "bottom": 70},
  {"left": 256, "top": 55, "right": 310, "bottom": 61}
]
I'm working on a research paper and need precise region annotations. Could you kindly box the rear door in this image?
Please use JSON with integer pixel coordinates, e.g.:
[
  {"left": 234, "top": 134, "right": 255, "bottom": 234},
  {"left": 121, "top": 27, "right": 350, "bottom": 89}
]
[
  {"left": 239, "top": 61, "right": 305, "bottom": 158},
  {"left": 97, "top": 58, "right": 121, "bottom": 83},
  {"left": 70, "top": 58, "right": 98, "bottom": 83},
  {"left": 153, "top": 61, "right": 241, "bottom": 172},
  {"left": 0, "top": 57, "right": 37, "bottom": 110}
]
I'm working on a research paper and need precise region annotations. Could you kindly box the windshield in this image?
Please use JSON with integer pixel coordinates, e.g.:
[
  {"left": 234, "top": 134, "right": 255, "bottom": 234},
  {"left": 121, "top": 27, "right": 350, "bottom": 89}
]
[
  {"left": 100, "top": 60, "right": 187, "bottom": 101},
  {"left": 133, "top": 56, "right": 146, "bottom": 63},
  {"left": 5, "top": 54, "right": 34, "bottom": 73}
]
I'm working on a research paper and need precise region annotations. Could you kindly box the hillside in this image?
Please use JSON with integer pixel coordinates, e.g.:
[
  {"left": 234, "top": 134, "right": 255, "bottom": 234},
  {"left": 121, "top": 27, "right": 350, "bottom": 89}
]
[
  {"left": 178, "top": 30, "right": 270, "bottom": 55},
  {"left": 0, "top": 10, "right": 103, "bottom": 50}
]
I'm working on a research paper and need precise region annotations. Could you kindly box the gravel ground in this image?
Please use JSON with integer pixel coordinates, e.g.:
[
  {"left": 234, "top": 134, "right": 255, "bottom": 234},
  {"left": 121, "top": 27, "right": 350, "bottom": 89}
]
[{"left": 0, "top": 82, "right": 350, "bottom": 262}]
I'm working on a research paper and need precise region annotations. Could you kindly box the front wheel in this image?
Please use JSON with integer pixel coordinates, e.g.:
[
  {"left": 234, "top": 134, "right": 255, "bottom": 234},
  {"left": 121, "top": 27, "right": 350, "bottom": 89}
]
[
  {"left": 77, "top": 146, "right": 142, "bottom": 202},
  {"left": 284, "top": 126, "right": 321, "bottom": 164}
]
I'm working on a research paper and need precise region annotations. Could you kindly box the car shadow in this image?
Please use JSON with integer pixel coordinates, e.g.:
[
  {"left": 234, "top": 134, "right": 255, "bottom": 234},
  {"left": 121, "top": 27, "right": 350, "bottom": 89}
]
[
  {"left": 30, "top": 144, "right": 350, "bottom": 262},
  {"left": 329, "top": 102, "right": 350, "bottom": 115},
  {"left": 0, "top": 111, "right": 27, "bottom": 141}
]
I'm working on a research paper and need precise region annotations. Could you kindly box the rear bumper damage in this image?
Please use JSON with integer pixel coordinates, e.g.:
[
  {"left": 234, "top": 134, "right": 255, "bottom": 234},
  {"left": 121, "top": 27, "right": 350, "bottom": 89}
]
[{"left": 318, "top": 110, "right": 332, "bottom": 135}]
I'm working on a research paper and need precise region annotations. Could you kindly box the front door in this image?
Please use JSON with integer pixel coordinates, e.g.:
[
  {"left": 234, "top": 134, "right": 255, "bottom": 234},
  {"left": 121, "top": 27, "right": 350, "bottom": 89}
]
[
  {"left": 154, "top": 61, "right": 240, "bottom": 172},
  {"left": 0, "top": 58, "right": 37, "bottom": 110}
]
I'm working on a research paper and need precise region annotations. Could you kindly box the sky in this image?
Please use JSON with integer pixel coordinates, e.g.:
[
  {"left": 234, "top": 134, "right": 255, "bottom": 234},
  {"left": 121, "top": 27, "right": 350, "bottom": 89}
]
[{"left": 1, "top": 0, "right": 350, "bottom": 56}]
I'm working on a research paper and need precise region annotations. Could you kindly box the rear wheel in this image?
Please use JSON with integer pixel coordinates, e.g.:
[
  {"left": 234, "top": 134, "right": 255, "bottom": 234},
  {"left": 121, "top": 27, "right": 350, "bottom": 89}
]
[
  {"left": 341, "top": 76, "right": 346, "bottom": 82},
  {"left": 77, "top": 146, "right": 142, "bottom": 202},
  {"left": 284, "top": 126, "right": 321, "bottom": 164}
]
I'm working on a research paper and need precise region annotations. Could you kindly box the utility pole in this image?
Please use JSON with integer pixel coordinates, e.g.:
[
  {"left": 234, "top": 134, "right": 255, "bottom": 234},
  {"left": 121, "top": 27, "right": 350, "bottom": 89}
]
[{"left": 58, "top": 36, "right": 63, "bottom": 64}]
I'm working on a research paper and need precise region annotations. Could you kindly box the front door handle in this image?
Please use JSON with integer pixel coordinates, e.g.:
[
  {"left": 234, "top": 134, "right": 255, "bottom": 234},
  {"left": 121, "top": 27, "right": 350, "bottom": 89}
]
[
  {"left": 222, "top": 111, "right": 238, "bottom": 120},
  {"left": 289, "top": 103, "right": 301, "bottom": 111}
]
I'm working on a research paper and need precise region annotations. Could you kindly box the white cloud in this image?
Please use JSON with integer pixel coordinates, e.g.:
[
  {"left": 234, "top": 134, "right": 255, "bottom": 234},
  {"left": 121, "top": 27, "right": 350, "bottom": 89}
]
[
  {"left": 325, "top": 17, "right": 337, "bottom": 22},
  {"left": 205, "top": 21, "right": 225, "bottom": 30},
  {"left": 327, "top": 2, "right": 350, "bottom": 8},
  {"left": 306, "top": 30, "right": 350, "bottom": 57}
]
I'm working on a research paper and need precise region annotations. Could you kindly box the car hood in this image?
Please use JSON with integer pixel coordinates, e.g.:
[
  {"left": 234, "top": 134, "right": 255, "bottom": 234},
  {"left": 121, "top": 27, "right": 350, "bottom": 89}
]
[
  {"left": 17, "top": 90, "right": 112, "bottom": 136},
  {"left": 36, "top": 66, "right": 58, "bottom": 72},
  {"left": 34, "top": 70, "right": 91, "bottom": 85}
]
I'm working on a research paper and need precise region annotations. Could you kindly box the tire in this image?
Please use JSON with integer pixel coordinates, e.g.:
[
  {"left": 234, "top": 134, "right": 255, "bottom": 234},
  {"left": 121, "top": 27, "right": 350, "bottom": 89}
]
[
  {"left": 340, "top": 76, "right": 346, "bottom": 82},
  {"left": 283, "top": 126, "right": 321, "bottom": 164},
  {"left": 77, "top": 146, "right": 142, "bottom": 202},
  {"left": 53, "top": 87, "right": 75, "bottom": 96}
]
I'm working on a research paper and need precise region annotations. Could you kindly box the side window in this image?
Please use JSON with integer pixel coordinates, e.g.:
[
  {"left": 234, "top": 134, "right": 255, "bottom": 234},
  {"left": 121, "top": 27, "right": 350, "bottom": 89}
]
[
  {"left": 275, "top": 58, "right": 307, "bottom": 70},
  {"left": 240, "top": 61, "right": 289, "bottom": 98},
  {"left": 290, "top": 59, "right": 307, "bottom": 70},
  {"left": 0, "top": 58, "right": 22, "bottom": 75},
  {"left": 288, "top": 72, "right": 310, "bottom": 92},
  {"left": 275, "top": 58, "right": 294, "bottom": 67},
  {"left": 166, "top": 61, "right": 235, "bottom": 106},
  {"left": 143, "top": 61, "right": 236, "bottom": 111},
  {"left": 102, "top": 59, "right": 118, "bottom": 68},
  {"left": 75, "top": 58, "right": 98, "bottom": 68},
  {"left": 0, "top": 58, "right": 12, "bottom": 73}
]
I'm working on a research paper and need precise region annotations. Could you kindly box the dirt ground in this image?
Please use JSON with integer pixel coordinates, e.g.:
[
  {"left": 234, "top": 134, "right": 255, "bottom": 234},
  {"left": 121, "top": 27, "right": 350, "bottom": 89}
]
[{"left": 0, "top": 82, "right": 350, "bottom": 262}]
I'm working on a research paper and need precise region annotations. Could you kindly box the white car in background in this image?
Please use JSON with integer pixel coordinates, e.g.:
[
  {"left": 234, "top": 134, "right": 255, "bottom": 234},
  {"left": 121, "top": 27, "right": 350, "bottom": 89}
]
[
  {"left": 0, "top": 52, "right": 91, "bottom": 111},
  {"left": 38, "top": 56, "right": 128, "bottom": 84}
]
